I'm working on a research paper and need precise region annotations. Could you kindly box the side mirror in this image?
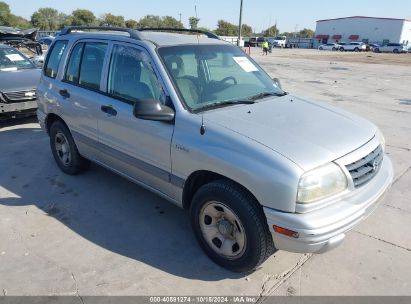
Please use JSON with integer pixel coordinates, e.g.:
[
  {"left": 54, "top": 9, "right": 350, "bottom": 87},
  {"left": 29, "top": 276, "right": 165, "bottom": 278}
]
[
  {"left": 133, "top": 98, "right": 175, "bottom": 122},
  {"left": 272, "top": 77, "right": 282, "bottom": 90}
]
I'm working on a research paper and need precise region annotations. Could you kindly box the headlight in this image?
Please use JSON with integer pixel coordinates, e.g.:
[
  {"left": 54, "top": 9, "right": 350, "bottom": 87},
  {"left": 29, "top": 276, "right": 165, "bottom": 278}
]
[
  {"left": 376, "top": 129, "right": 386, "bottom": 151},
  {"left": 297, "top": 163, "right": 347, "bottom": 203}
]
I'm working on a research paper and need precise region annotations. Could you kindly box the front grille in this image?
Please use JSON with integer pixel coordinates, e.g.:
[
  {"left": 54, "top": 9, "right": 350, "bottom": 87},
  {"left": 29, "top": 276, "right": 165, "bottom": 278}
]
[
  {"left": 346, "top": 145, "right": 383, "bottom": 188},
  {"left": 3, "top": 90, "right": 37, "bottom": 102}
]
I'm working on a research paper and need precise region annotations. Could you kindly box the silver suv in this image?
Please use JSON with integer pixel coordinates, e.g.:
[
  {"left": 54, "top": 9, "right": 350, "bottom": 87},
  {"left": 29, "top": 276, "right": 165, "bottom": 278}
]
[{"left": 37, "top": 27, "right": 393, "bottom": 272}]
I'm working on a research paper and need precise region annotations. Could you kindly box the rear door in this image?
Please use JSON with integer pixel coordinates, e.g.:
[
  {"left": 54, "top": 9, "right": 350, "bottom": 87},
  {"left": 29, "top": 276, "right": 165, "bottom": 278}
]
[
  {"left": 96, "top": 43, "right": 177, "bottom": 199},
  {"left": 59, "top": 40, "right": 109, "bottom": 160}
]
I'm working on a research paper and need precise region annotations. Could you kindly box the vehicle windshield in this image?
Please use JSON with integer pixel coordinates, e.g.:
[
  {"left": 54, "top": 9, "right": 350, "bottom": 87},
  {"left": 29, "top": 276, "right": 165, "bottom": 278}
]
[
  {"left": 0, "top": 47, "right": 35, "bottom": 71},
  {"left": 159, "top": 44, "right": 284, "bottom": 112}
]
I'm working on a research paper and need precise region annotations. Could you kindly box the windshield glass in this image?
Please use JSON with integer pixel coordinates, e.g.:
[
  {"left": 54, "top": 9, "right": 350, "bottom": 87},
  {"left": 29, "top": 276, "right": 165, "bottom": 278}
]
[
  {"left": 158, "top": 44, "right": 284, "bottom": 111},
  {"left": 0, "top": 47, "right": 34, "bottom": 71}
]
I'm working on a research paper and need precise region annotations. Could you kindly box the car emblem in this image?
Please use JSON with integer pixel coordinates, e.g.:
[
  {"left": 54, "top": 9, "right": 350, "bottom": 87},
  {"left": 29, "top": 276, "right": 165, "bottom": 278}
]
[
  {"left": 372, "top": 160, "right": 380, "bottom": 172},
  {"left": 25, "top": 91, "right": 36, "bottom": 97}
]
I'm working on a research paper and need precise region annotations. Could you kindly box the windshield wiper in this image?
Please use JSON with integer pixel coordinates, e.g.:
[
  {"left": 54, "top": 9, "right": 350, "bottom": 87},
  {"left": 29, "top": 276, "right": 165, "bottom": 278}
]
[
  {"left": 248, "top": 91, "right": 288, "bottom": 101},
  {"left": 194, "top": 99, "right": 255, "bottom": 112}
]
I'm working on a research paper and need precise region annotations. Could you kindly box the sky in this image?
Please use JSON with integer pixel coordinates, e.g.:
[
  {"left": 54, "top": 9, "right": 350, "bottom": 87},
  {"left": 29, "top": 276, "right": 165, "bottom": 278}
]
[{"left": 4, "top": 0, "right": 411, "bottom": 32}]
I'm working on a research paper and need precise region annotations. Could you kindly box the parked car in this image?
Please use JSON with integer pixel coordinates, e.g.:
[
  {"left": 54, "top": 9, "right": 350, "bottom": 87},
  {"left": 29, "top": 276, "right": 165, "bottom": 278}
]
[
  {"left": 339, "top": 42, "right": 367, "bottom": 52},
  {"left": 318, "top": 43, "right": 340, "bottom": 51},
  {"left": 374, "top": 43, "right": 408, "bottom": 53},
  {"left": 367, "top": 43, "right": 380, "bottom": 52},
  {"left": 37, "top": 27, "right": 393, "bottom": 272},
  {"left": 0, "top": 44, "right": 41, "bottom": 119},
  {"left": 38, "top": 36, "right": 55, "bottom": 47}
]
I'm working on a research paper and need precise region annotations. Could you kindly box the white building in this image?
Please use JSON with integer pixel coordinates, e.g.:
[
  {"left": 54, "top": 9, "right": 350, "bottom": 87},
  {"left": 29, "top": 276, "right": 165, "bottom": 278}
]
[{"left": 314, "top": 16, "right": 411, "bottom": 47}]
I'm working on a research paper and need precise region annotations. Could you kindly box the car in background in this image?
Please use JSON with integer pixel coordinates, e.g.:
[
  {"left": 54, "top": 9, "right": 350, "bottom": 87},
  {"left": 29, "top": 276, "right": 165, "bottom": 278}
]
[
  {"left": 318, "top": 43, "right": 340, "bottom": 51},
  {"left": 38, "top": 36, "right": 55, "bottom": 47},
  {"left": 338, "top": 42, "right": 367, "bottom": 52},
  {"left": 367, "top": 43, "right": 380, "bottom": 52},
  {"left": 0, "top": 44, "right": 41, "bottom": 119},
  {"left": 374, "top": 43, "right": 408, "bottom": 54}
]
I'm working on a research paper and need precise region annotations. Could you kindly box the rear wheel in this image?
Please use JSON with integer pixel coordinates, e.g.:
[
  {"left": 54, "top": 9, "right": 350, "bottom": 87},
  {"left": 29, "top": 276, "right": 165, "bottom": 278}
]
[
  {"left": 339, "top": 47, "right": 345, "bottom": 52},
  {"left": 354, "top": 47, "right": 360, "bottom": 52},
  {"left": 49, "top": 121, "right": 90, "bottom": 175},
  {"left": 374, "top": 48, "right": 380, "bottom": 53},
  {"left": 332, "top": 47, "right": 336, "bottom": 51},
  {"left": 190, "top": 180, "right": 275, "bottom": 272}
]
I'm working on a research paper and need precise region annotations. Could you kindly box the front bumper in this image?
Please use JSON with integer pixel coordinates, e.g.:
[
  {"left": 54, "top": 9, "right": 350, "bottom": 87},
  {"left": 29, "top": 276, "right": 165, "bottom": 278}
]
[
  {"left": 0, "top": 100, "right": 37, "bottom": 114},
  {"left": 264, "top": 155, "right": 394, "bottom": 254}
]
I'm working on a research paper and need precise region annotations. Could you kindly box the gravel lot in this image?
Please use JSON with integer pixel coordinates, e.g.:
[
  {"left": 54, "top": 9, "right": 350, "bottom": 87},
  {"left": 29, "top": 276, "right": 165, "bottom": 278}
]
[{"left": 1, "top": 48, "right": 410, "bottom": 297}]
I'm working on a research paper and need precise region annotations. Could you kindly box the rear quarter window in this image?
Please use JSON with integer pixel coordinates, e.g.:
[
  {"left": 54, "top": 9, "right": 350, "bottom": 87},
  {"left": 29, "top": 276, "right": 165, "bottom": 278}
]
[{"left": 44, "top": 40, "right": 67, "bottom": 78}]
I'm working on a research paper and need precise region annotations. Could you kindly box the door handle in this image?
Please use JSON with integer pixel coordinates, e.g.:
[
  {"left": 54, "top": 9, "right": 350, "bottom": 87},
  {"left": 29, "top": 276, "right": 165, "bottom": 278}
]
[
  {"left": 101, "top": 105, "right": 117, "bottom": 116},
  {"left": 59, "top": 89, "right": 70, "bottom": 98}
]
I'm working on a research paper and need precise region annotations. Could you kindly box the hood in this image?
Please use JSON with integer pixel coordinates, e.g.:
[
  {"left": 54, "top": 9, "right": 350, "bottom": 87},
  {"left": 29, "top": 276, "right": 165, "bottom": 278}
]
[
  {"left": 203, "top": 95, "right": 376, "bottom": 171},
  {"left": 0, "top": 68, "right": 41, "bottom": 92}
]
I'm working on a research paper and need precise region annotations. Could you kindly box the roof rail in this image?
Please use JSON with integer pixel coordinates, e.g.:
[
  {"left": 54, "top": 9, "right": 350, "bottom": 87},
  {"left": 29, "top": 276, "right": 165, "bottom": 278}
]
[
  {"left": 137, "top": 28, "right": 219, "bottom": 40},
  {"left": 60, "top": 26, "right": 143, "bottom": 40}
]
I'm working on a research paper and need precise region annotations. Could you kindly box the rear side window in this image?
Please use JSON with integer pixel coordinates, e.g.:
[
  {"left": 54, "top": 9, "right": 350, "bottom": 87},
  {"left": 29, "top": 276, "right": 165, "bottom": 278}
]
[
  {"left": 64, "top": 43, "right": 84, "bottom": 84},
  {"left": 45, "top": 40, "right": 67, "bottom": 78},
  {"left": 78, "top": 43, "right": 107, "bottom": 90}
]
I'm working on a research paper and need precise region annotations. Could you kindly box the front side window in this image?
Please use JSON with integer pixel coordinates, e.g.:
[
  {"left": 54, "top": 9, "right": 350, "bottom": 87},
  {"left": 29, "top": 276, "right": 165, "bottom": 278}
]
[
  {"left": 78, "top": 43, "right": 107, "bottom": 90},
  {"left": 45, "top": 40, "right": 67, "bottom": 78},
  {"left": 159, "top": 44, "right": 284, "bottom": 111},
  {"left": 107, "top": 45, "right": 165, "bottom": 104}
]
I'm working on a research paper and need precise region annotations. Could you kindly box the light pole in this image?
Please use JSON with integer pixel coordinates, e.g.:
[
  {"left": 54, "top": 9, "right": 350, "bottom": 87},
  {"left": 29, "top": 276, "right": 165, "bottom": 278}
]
[{"left": 237, "top": 0, "right": 243, "bottom": 46}]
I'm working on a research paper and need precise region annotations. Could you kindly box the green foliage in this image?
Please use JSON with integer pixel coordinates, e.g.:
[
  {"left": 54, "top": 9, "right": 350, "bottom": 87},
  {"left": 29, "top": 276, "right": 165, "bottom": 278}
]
[
  {"left": 0, "top": 1, "right": 30, "bottom": 28},
  {"left": 161, "top": 16, "right": 184, "bottom": 28},
  {"left": 99, "top": 13, "right": 125, "bottom": 27},
  {"left": 189, "top": 17, "right": 200, "bottom": 29},
  {"left": 125, "top": 19, "right": 139, "bottom": 29},
  {"left": 138, "top": 15, "right": 183, "bottom": 29},
  {"left": 215, "top": 20, "right": 253, "bottom": 37},
  {"left": 298, "top": 28, "right": 315, "bottom": 38},
  {"left": 241, "top": 24, "right": 252, "bottom": 37},
  {"left": 31, "top": 7, "right": 59, "bottom": 30},
  {"left": 215, "top": 20, "right": 237, "bottom": 36},
  {"left": 262, "top": 25, "right": 280, "bottom": 37},
  {"left": 71, "top": 9, "right": 96, "bottom": 26}
]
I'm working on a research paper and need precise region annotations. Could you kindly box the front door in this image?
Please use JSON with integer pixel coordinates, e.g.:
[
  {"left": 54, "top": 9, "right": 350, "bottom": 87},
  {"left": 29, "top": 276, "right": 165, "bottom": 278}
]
[{"left": 97, "top": 43, "right": 176, "bottom": 199}]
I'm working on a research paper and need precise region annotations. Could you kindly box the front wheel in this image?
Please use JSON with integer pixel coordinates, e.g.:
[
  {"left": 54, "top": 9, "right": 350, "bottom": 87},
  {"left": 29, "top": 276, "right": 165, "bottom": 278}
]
[
  {"left": 339, "top": 47, "right": 345, "bottom": 52},
  {"left": 393, "top": 49, "right": 399, "bottom": 54},
  {"left": 354, "top": 47, "right": 360, "bottom": 52},
  {"left": 190, "top": 180, "right": 275, "bottom": 272}
]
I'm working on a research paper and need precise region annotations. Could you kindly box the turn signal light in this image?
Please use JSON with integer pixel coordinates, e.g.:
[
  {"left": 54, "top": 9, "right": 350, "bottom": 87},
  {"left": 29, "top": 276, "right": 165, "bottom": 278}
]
[{"left": 273, "top": 225, "right": 299, "bottom": 238}]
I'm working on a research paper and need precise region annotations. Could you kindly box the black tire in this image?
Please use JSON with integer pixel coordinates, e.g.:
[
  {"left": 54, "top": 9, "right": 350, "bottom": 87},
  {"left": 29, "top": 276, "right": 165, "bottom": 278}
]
[
  {"left": 354, "top": 47, "right": 359, "bottom": 52},
  {"left": 49, "top": 120, "right": 90, "bottom": 175},
  {"left": 190, "top": 180, "right": 275, "bottom": 272},
  {"left": 393, "top": 49, "right": 399, "bottom": 54},
  {"left": 339, "top": 47, "right": 345, "bottom": 52},
  {"left": 332, "top": 47, "right": 336, "bottom": 51},
  {"left": 374, "top": 48, "right": 380, "bottom": 53},
  {"left": 319, "top": 47, "right": 323, "bottom": 50}
]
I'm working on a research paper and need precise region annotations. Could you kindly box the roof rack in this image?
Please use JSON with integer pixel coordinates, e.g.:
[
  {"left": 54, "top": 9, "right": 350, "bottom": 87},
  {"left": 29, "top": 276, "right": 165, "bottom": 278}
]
[
  {"left": 60, "top": 26, "right": 143, "bottom": 40},
  {"left": 137, "top": 28, "right": 220, "bottom": 40}
]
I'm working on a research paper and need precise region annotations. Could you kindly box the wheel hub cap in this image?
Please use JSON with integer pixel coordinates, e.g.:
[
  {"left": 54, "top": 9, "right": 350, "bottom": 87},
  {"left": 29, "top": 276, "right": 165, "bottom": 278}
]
[{"left": 218, "top": 220, "right": 233, "bottom": 236}]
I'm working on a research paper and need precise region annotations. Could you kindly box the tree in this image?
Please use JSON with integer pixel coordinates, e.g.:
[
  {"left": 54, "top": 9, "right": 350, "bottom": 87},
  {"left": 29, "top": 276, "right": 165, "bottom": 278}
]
[
  {"left": 58, "top": 13, "right": 73, "bottom": 29},
  {"left": 189, "top": 17, "right": 200, "bottom": 29},
  {"left": 0, "top": 1, "right": 11, "bottom": 25},
  {"left": 298, "top": 28, "right": 315, "bottom": 38},
  {"left": 262, "top": 25, "right": 280, "bottom": 37},
  {"left": 125, "top": 19, "right": 139, "bottom": 29},
  {"left": 161, "top": 16, "right": 183, "bottom": 28},
  {"left": 215, "top": 20, "right": 237, "bottom": 36},
  {"left": 241, "top": 24, "right": 253, "bottom": 37},
  {"left": 71, "top": 9, "right": 96, "bottom": 26},
  {"left": 31, "top": 8, "right": 59, "bottom": 30},
  {"left": 99, "top": 13, "right": 125, "bottom": 27},
  {"left": 138, "top": 15, "right": 162, "bottom": 28}
]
